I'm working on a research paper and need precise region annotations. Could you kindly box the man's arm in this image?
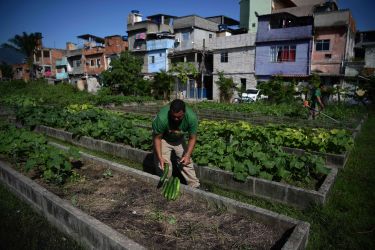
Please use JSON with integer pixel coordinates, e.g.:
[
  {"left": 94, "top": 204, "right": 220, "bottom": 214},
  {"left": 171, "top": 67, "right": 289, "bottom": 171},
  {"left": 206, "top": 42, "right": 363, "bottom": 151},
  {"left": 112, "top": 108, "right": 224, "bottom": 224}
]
[
  {"left": 153, "top": 134, "right": 165, "bottom": 170},
  {"left": 317, "top": 96, "right": 324, "bottom": 109},
  {"left": 180, "top": 134, "right": 197, "bottom": 165}
]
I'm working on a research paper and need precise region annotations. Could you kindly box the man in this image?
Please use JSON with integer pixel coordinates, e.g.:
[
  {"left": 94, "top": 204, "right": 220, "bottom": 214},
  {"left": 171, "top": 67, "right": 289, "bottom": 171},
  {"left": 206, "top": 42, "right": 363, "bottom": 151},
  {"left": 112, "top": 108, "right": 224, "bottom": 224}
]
[
  {"left": 309, "top": 83, "right": 325, "bottom": 120},
  {"left": 152, "top": 99, "right": 200, "bottom": 188}
]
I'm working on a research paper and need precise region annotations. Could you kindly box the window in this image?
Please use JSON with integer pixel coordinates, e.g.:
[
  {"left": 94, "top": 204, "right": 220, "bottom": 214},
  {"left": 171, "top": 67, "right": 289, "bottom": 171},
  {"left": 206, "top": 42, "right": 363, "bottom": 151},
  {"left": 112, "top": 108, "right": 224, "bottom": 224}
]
[
  {"left": 221, "top": 52, "right": 228, "bottom": 63},
  {"left": 325, "top": 54, "right": 332, "bottom": 59},
  {"left": 74, "top": 60, "right": 81, "bottom": 67},
  {"left": 209, "top": 34, "right": 213, "bottom": 38},
  {"left": 43, "top": 50, "right": 50, "bottom": 58},
  {"left": 97, "top": 58, "right": 101, "bottom": 67},
  {"left": 316, "top": 39, "right": 330, "bottom": 51},
  {"left": 182, "top": 32, "right": 190, "bottom": 41},
  {"left": 252, "top": 23, "right": 256, "bottom": 28},
  {"left": 270, "top": 45, "right": 296, "bottom": 62},
  {"left": 150, "top": 56, "right": 155, "bottom": 64},
  {"left": 240, "top": 78, "right": 246, "bottom": 92},
  {"left": 90, "top": 60, "right": 95, "bottom": 67}
]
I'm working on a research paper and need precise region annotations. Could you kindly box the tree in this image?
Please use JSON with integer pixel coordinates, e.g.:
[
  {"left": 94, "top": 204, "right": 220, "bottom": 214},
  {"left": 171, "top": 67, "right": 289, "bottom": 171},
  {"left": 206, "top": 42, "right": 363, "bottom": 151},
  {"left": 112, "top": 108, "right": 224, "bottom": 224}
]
[
  {"left": 215, "top": 71, "right": 235, "bottom": 103},
  {"left": 101, "top": 51, "right": 144, "bottom": 95},
  {"left": 257, "top": 76, "right": 296, "bottom": 103},
  {"left": 2, "top": 32, "right": 41, "bottom": 78},
  {"left": 169, "top": 62, "right": 198, "bottom": 98},
  {"left": 151, "top": 70, "right": 174, "bottom": 100},
  {"left": 0, "top": 63, "right": 14, "bottom": 80}
]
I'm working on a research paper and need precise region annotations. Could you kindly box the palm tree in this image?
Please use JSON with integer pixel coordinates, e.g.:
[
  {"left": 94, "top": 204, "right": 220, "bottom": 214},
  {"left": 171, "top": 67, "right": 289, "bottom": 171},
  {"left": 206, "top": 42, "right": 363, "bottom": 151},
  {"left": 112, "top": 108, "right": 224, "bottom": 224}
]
[{"left": 1, "top": 32, "right": 41, "bottom": 78}]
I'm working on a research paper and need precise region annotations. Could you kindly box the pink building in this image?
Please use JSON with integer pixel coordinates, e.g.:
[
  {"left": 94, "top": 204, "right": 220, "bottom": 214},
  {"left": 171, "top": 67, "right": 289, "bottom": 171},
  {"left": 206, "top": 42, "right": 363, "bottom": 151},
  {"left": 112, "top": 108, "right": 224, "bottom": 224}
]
[{"left": 311, "top": 9, "right": 356, "bottom": 85}]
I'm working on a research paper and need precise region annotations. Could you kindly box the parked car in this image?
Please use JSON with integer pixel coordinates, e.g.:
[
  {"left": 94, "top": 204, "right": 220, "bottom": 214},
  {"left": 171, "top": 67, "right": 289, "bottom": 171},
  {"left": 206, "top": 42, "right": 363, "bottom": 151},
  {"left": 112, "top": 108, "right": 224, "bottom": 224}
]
[{"left": 233, "top": 88, "right": 263, "bottom": 103}]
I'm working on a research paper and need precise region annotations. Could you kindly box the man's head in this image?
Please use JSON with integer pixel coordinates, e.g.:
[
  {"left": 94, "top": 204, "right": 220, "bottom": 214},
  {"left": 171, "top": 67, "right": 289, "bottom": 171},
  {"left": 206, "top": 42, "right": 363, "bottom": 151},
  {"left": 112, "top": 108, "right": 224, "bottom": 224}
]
[{"left": 169, "top": 99, "right": 186, "bottom": 124}]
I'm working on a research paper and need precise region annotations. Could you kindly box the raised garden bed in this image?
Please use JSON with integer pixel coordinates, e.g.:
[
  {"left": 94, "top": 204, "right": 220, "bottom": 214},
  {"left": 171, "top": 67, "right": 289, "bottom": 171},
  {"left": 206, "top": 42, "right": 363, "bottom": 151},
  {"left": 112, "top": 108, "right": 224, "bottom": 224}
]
[
  {"left": 114, "top": 105, "right": 366, "bottom": 131},
  {"left": 0, "top": 152, "right": 310, "bottom": 249},
  {"left": 36, "top": 125, "right": 338, "bottom": 209}
]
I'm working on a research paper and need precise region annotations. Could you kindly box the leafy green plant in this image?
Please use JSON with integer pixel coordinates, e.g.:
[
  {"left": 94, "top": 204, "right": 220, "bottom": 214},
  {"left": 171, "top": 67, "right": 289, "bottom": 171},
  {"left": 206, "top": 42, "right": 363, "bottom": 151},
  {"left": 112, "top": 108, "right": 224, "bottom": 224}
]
[
  {"left": 0, "top": 123, "right": 80, "bottom": 184},
  {"left": 215, "top": 71, "right": 235, "bottom": 103}
]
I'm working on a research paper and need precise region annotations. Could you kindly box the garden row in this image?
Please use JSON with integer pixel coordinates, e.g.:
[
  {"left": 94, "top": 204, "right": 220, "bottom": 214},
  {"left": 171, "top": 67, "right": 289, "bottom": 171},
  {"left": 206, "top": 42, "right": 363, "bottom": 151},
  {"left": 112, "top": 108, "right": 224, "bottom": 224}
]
[
  {"left": 0, "top": 80, "right": 156, "bottom": 108},
  {"left": 0, "top": 123, "right": 310, "bottom": 249},
  {"left": 115, "top": 101, "right": 366, "bottom": 130},
  {"left": 12, "top": 104, "right": 351, "bottom": 186}
]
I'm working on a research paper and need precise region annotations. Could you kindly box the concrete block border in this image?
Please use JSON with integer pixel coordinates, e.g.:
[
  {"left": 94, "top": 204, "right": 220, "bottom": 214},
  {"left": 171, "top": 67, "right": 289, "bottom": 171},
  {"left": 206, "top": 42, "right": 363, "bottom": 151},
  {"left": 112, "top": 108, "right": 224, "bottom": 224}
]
[
  {"left": 36, "top": 125, "right": 338, "bottom": 209},
  {"left": 196, "top": 165, "right": 338, "bottom": 209},
  {"left": 281, "top": 114, "right": 367, "bottom": 169},
  {"left": 0, "top": 148, "right": 310, "bottom": 249}
]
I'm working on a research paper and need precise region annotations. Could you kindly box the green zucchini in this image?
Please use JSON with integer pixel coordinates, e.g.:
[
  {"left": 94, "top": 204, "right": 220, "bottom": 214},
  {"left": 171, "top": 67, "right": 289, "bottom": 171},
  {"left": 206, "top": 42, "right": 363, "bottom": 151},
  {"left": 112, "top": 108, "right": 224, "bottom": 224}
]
[
  {"left": 160, "top": 163, "right": 169, "bottom": 183},
  {"left": 173, "top": 178, "right": 180, "bottom": 200},
  {"left": 171, "top": 177, "right": 180, "bottom": 200}
]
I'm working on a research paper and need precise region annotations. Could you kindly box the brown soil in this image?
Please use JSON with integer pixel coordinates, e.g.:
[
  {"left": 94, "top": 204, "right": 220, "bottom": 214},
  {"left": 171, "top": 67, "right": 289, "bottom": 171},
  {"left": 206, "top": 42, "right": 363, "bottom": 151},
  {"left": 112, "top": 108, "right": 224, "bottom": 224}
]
[{"left": 30, "top": 160, "right": 284, "bottom": 249}]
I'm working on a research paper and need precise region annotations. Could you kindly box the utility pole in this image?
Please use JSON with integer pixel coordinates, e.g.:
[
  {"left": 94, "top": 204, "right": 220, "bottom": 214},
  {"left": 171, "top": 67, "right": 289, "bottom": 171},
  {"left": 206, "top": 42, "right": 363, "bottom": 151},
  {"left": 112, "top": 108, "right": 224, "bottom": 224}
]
[{"left": 200, "top": 39, "right": 206, "bottom": 100}]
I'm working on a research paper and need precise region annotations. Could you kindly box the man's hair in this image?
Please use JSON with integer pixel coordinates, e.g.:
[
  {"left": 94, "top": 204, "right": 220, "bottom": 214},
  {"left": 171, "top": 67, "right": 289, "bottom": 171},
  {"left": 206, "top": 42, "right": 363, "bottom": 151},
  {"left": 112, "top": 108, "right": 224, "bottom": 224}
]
[{"left": 170, "top": 99, "right": 186, "bottom": 113}]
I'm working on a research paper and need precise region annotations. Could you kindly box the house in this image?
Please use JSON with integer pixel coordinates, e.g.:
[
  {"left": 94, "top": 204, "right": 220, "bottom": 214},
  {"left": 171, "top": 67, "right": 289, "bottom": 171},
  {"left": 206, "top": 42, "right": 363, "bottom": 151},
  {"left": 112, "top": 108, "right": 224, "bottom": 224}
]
[
  {"left": 64, "top": 34, "right": 128, "bottom": 91},
  {"left": 207, "top": 16, "right": 258, "bottom": 101},
  {"left": 104, "top": 35, "right": 129, "bottom": 68},
  {"left": 239, "top": 0, "right": 327, "bottom": 33},
  {"left": 255, "top": 12, "right": 314, "bottom": 81},
  {"left": 146, "top": 33, "right": 175, "bottom": 73},
  {"left": 169, "top": 15, "right": 218, "bottom": 99},
  {"left": 312, "top": 8, "right": 356, "bottom": 85},
  {"left": 354, "top": 31, "right": 375, "bottom": 76},
  {"left": 127, "top": 11, "right": 175, "bottom": 75},
  {"left": 208, "top": 31, "right": 257, "bottom": 101},
  {"left": 272, "top": 1, "right": 355, "bottom": 85}
]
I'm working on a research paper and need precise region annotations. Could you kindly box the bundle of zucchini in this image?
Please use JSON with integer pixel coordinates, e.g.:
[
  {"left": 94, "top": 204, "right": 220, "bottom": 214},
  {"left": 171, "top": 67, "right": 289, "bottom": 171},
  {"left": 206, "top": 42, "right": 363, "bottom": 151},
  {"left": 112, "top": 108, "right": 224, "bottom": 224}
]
[{"left": 159, "top": 163, "right": 180, "bottom": 201}]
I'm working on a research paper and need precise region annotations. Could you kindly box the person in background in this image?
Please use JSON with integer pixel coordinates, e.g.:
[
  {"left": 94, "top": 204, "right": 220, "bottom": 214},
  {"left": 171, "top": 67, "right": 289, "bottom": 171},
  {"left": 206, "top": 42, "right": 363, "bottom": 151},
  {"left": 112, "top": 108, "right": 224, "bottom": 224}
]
[
  {"left": 152, "top": 99, "right": 200, "bottom": 188},
  {"left": 309, "top": 83, "right": 325, "bottom": 120}
]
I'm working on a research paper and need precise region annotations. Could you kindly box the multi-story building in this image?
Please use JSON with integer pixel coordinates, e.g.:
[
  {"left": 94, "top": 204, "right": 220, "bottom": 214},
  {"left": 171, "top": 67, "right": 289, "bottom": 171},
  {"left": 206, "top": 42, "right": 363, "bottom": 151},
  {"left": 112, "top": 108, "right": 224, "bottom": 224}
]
[
  {"left": 127, "top": 12, "right": 175, "bottom": 74},
  {"left": 270, "top": 1, "right": 355, "bottom": 85},
  {"left": 168, "top": 15, "right": 219, "bottom": 99},
  {"left": 64, "top": 34, "right": 128, "bottom": 91},
  {"left": 312, "top": 8, "right": 356, "bottom": 85},
  {"left": 239, "top": 0, "right": 326, "bottom": 33},
  {"left": 209, "top": 32, "right": 257, "bottom": 101},
  {"left": 255, "top": 12, "right": 313, "bottom": 81}
]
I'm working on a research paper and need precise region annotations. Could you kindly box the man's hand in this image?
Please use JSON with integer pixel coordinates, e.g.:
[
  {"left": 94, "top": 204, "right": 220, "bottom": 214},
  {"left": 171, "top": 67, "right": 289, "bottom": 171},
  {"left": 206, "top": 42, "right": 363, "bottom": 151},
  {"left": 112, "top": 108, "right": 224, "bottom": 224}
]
[
  {"left": 179, "top": 154, "right": 191, "bottom": 166},
  {"left": 159, "top": 158, "right": 165, "bottom": 170}
]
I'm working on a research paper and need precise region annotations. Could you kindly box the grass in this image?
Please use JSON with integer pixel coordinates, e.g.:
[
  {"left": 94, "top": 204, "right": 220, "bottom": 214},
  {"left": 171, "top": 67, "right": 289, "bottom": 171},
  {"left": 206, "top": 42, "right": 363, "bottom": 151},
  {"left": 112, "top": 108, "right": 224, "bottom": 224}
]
[
  {"left": 0, "top": 183, "right": 84, "bottom": 250},
  {"left": 205, "top": 109, "right": 375, "bottom": 249}
]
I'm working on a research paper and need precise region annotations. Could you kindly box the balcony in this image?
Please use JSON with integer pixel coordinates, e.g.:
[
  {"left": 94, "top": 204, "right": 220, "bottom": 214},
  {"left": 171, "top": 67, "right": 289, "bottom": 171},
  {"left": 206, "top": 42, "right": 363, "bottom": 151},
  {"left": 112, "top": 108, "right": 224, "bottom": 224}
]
[
  {"left": 55, "top": 57, "right": 68, "bottom": 66},
  {"left": 66, "top": 49, "right": 83, "bottom": 57},
  {"left": 127, "top": 21, "right": 172, "bottom": 34},
  {"left": 68, "top": 66, "right": 84, "bottom": 75},
  {"left": 146, "top": 39, "right": 175, "bottom": 51}
]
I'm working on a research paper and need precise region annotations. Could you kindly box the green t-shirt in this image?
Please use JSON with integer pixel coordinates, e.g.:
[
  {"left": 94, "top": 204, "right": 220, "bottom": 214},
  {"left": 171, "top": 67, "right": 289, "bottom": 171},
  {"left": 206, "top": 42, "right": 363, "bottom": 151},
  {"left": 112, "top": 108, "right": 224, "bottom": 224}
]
[
  {"left": 311, "top": 88, "right": 321, "bottom": 105},
  {"left": 152, "top": 105, "right": 198, "bottom": 142}
]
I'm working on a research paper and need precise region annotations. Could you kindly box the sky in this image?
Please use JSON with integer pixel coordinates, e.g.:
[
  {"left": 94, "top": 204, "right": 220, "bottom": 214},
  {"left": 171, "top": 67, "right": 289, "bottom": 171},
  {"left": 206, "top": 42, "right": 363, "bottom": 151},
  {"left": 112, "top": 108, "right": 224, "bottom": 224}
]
[{"left": 1, "top": 0, "right": 375, "bottom": 49}]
